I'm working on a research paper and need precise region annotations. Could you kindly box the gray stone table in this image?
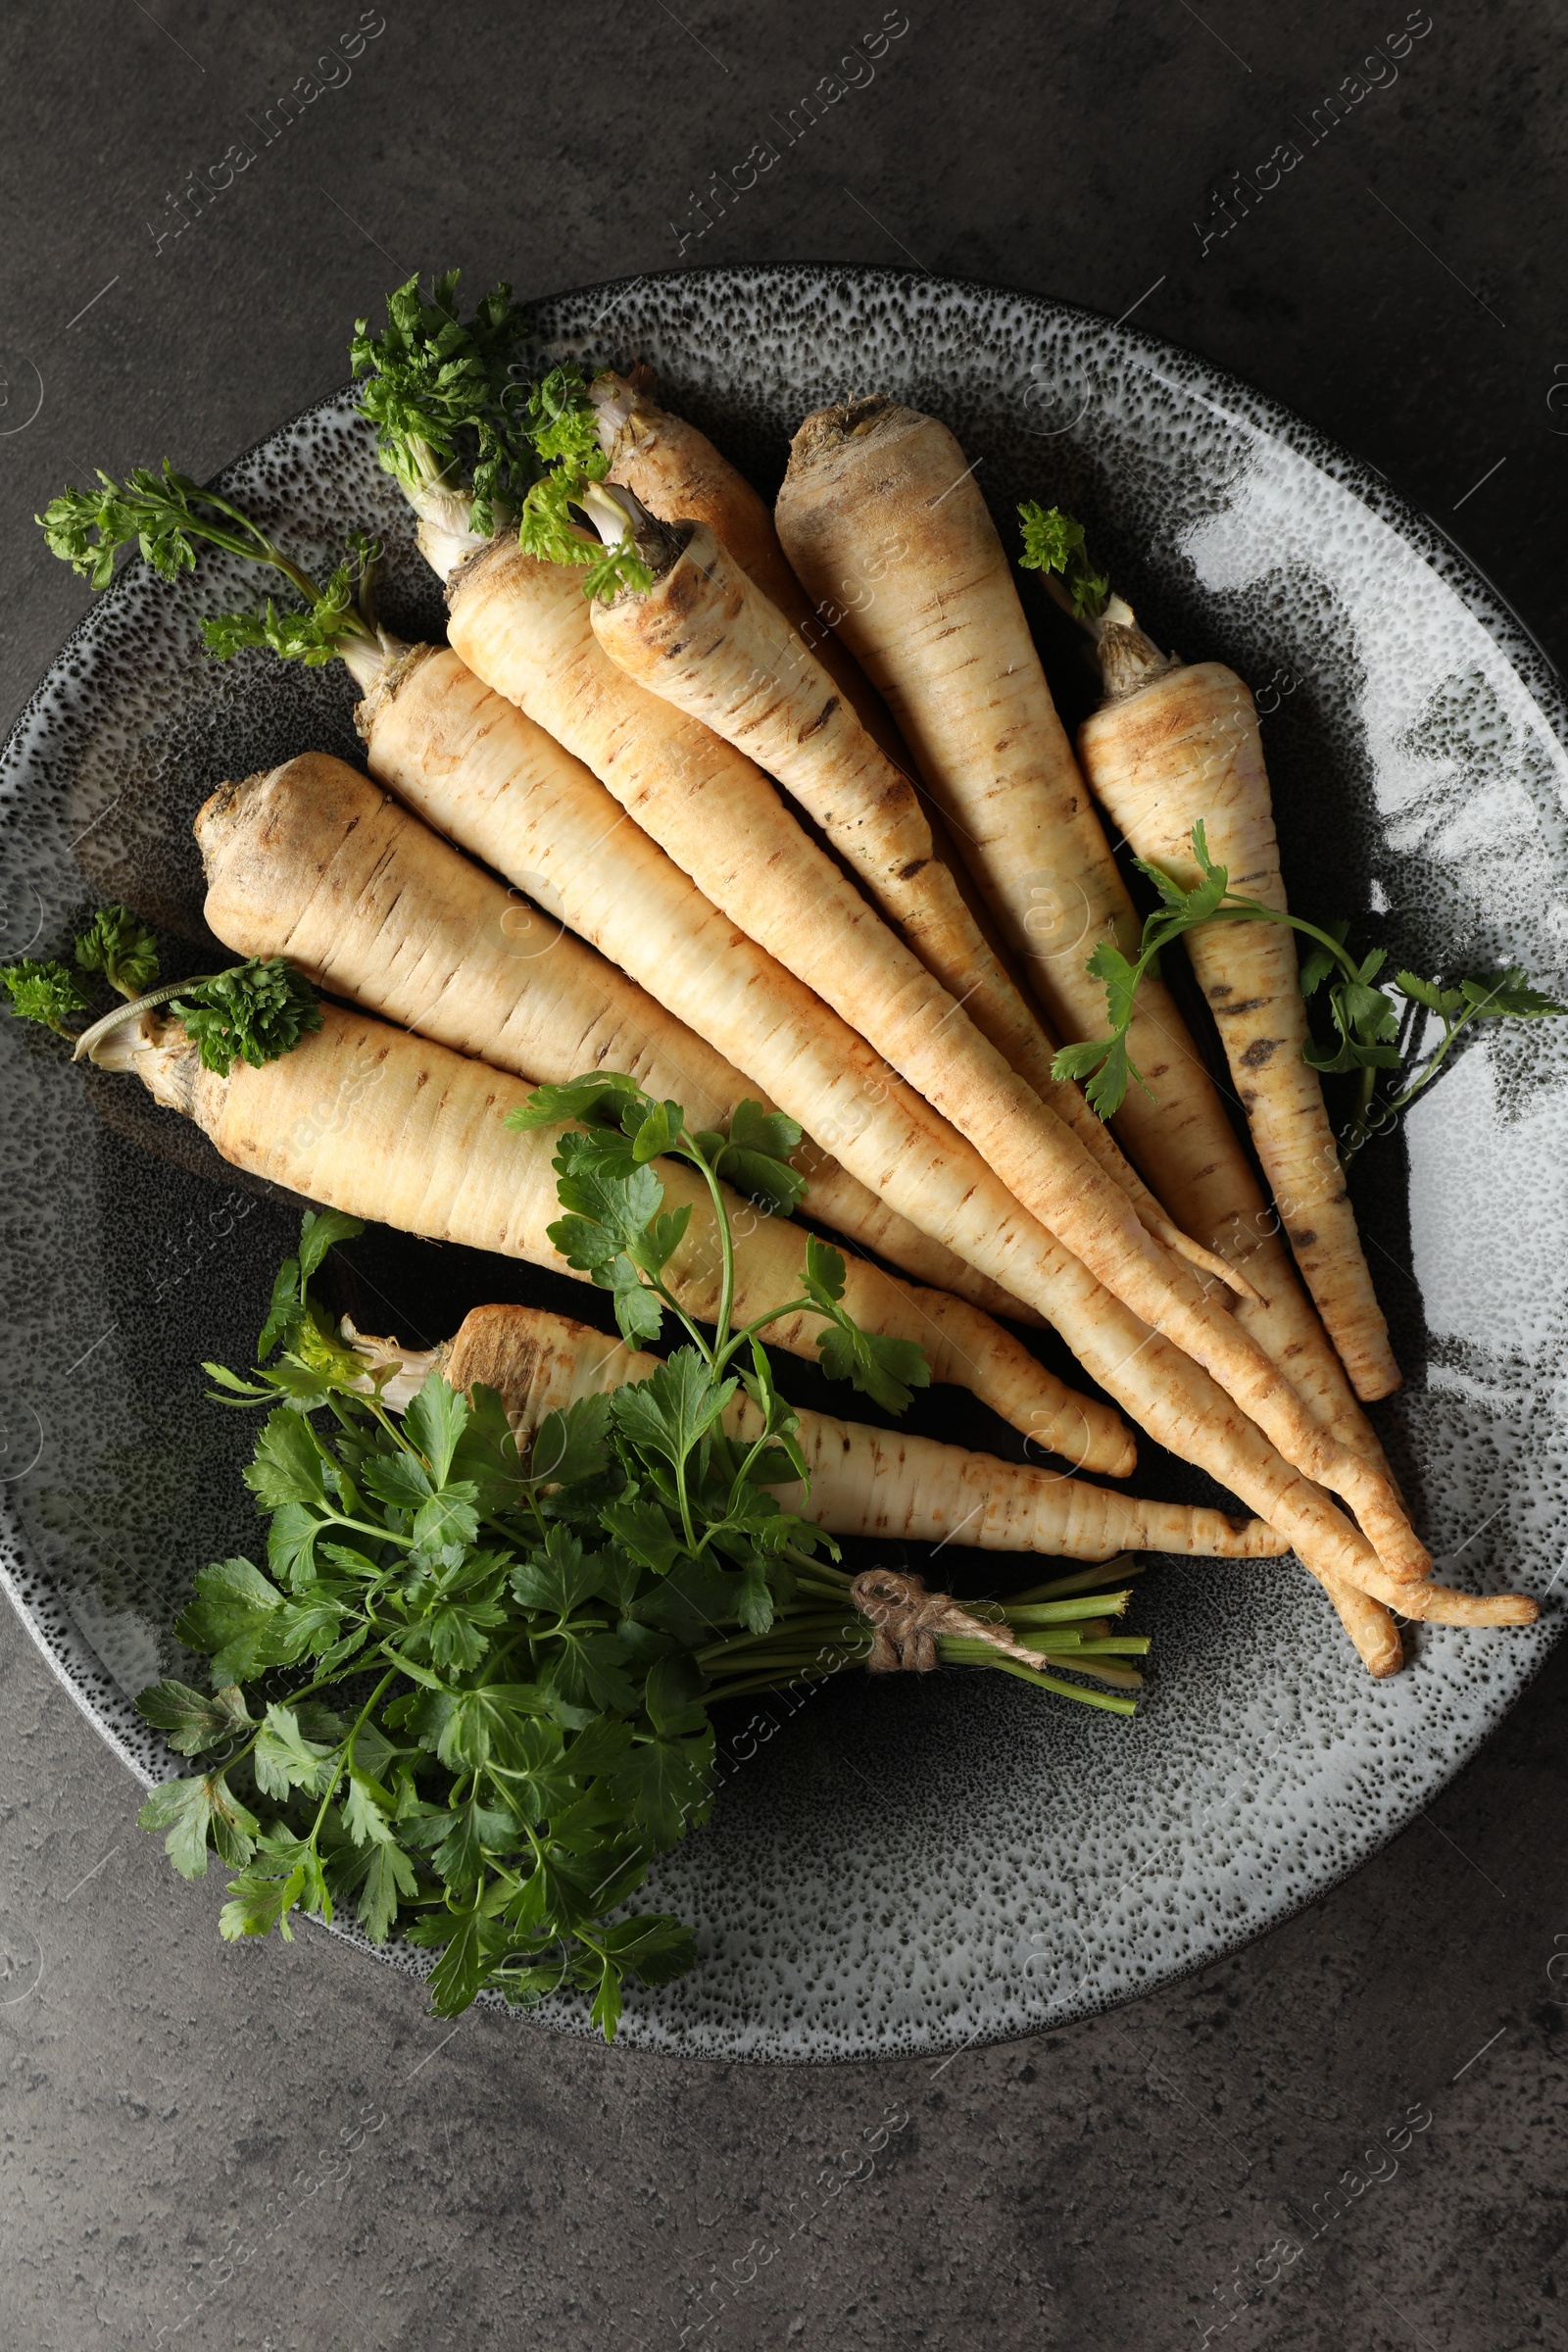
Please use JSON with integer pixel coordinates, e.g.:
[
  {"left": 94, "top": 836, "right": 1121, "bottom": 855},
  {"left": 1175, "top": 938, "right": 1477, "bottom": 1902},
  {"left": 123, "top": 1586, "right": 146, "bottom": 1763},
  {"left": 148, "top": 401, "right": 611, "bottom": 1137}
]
[{"left": 1, "top": 4, "right": 1563, "bottom": 2345}]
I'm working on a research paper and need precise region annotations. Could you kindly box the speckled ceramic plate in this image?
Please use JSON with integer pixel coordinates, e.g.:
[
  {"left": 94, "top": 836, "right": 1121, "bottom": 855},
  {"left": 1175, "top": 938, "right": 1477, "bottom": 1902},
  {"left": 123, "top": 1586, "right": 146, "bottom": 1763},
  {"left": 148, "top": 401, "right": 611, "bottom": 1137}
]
[{"left": 2, "top": 265, "right": 1563, "bottom": 2061}]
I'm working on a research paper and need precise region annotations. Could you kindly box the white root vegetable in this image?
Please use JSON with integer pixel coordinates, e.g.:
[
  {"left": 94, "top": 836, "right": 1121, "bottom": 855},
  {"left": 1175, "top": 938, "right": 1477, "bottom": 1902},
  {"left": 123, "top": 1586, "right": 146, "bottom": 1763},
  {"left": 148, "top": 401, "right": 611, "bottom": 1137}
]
[
  {"left": 353, "top": 634, "right": 1447, "bottom": 1614},
  {"left": 195, "top": 749, "right": 1044, "bottom": 1339},
  {"left": 1077, "top": 652, "right": 1397, "bottom": 1399},
  {"left": 774, "top": 396, "right": 1398, "bottom": 1460},
  {"left": 365, "top": 1300, "right": 1290, "bottom": 1562},
  {"left": 437, "top": 535, "right": 1428, "bottom": 1584},
  {"left": 94, "top": 999, "right": 1118, "bottom": 1464},
  {"left": 579, "top": 506, "right": 1244, "bottom": 1299}
]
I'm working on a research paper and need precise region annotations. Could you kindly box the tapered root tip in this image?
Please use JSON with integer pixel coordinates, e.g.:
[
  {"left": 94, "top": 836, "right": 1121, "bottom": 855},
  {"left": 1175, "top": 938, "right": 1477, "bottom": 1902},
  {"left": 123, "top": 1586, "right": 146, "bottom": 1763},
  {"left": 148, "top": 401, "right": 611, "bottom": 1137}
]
[
  {"left": 1402, "top": 1588, "right": 1540, "bottom": 1627},
  {"left": 1053, "top": 1404, "right": 1137, "bottom": 1481},
  {"left": 1155, "top": 1216, "right": 1263, "bottom": 1303},
  {"left": 1483, "top": 1594, "right": 1540, "bottom": 1625}
]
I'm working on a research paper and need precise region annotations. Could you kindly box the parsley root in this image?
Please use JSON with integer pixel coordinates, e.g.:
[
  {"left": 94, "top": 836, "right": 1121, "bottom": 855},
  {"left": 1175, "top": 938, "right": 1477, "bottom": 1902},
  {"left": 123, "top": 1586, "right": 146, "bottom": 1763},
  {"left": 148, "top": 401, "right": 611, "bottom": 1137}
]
[
  {"left": 1078, "top": 659, "right": 1398, "bottom": 1398},
  {"left": 370, "top": 1302, "right": 1287, "bottom": 1561},
  {"left": 423, "top": 1308, "right": 1526, "bottom": 1642},
  {"left": 580, "top": 503, "right": 1248, "bottom": 1302},
  {"left": 775, "top": 400, "right": 1392, "bottom": 1474},
  {"left": 89, "top": 999, "right": 1104, "bottom": 1457},
  {"left": 439, "top": 536, "right": 1429, "bottom": 1583},
  {"left": 39, "top": 445, "right": 1430, "bottom": 1595},
  {"left": 583, "top": 364, "right": 912, "bottom": 766},
  {"left": 354, "top": 639, "right": 1446, "bottom": 1615},
  {"left": 194, "top": 750, "right": 1053, "bottom": 1349}
]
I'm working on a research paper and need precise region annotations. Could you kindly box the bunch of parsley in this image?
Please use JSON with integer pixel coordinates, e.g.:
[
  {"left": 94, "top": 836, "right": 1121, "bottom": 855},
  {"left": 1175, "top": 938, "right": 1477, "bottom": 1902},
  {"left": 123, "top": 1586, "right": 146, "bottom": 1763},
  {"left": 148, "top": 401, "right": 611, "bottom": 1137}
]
[
  {"left": 131, "top": 1086, "right": 923, "bottom": 2033},
  {"left": 134, "top": 1078, "right": 1145, "bottom": 2032}
]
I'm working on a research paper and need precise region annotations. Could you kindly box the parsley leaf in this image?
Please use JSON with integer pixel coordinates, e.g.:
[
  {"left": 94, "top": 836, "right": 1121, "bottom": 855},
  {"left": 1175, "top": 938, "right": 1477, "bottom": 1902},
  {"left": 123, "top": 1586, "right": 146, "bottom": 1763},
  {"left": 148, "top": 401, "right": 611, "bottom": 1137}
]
[
  {"left": 1017, "top": 501, "right": 1110, "bottom": 622},
  {"left": 1056, "top": 821, "right": 1568, "bottom": 1168},
  {"left": 135, "top": 1680, "right": 252, "bottom": 1756},
  {"left": 2, "top": 957, "right": 91, "bottom": 1038},
  {"left": 74, "top": 905, "right": 160, "bottom": 999},
  {"left": 170, "top": 956, "right": 322, "bottom": 1076},
  {"left": 803, "top": 1234, "right": 930, "bottom": 1412},
  {"left": 37, "top": 460, "right": 383, "bottom": 674}
]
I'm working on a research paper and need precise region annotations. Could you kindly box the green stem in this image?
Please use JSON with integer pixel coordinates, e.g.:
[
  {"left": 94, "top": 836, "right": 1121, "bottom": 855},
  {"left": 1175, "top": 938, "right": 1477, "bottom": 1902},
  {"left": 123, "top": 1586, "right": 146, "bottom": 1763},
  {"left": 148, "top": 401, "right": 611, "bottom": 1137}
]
[
  {"left": 694, "top": 1149, "right": 739, "bottom": 1374},
  {"left": 1004, "top": 1559, "right": 1146, "bottom": 1604},
  {"left": 961, "top": 1651, "right": 1138, "bottom": 1714},
  {"left": 671, "top": 1446, "right": 700, "bottom": 1557},
  {"left": 700, "top": 1657, "right": 861, "bottom": 1705},
  {"left": 1343, "top": 1059, "right": 1380, "bottom": 1162},
  {"left": 1337, "top": 971, "right": 1510, "bottom": 1169},
  {"left": 141, "top": 482, "right": 380, "bottom": 652},
  {"left": 647, "top": 1277, "right": 713, "bottom": 1363},
  {"left": 328, "top": 1513, "right": 416, "bottom": 1551},
  {"left": 693, "top": 1616, "right": 856, "bottom": 1668},
  {"left": 711, "top": 1296, "right": 815, "bottom": 1375},
  {"left": 784, "top": 1546, "right": 853, "bottom": 1584},
  {"left": 306, "top": 1667, "right": 398, "bottom": 1843},
  {"left": 1376, "top": 994, "right": 1495, "bottom": 1122},
  {"left": 1000, "top": 1593, "right": 1132, "bottom": 1627}
]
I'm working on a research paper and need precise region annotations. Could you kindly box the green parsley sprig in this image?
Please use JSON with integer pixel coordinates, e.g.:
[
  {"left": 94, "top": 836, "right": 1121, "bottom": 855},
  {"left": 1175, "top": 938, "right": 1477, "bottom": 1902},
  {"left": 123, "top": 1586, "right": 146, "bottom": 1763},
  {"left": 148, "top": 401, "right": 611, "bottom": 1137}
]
[
  {"left": 1, "top": 956, "right": 91, "bottom": 1037},
  {"left": 4, "top": 902, "right": 158, "bottom": 1044},
  {"left": 344, "top": 273, "right": 652, "bottom": 600},
  {"left": 37, "top": 459, "right": 383, "bottom": 674},
  {"left": 135, "top": 1089, "right": 1143, "bottom": 2033},
  {"left": 164, "top": 956, "right": 323, "bottom": 1075},
  {"left": 73, "top": 903, "right": 161, "bottom": 999},
  {"left": 1055, "top": 822, "right": 1566, "bottom": 1164},
  {"left": 3, "top": 901, "right": 320, "bottom": 1078},
  {"left": 350, "top": 269, "right": 537, "bottom": 541},
  {"left": 512, "top": 364, "right": 655, "bottom": 602},
  {"left": 509, "top": 1071, "right": 928, "bottom": 1411},
  {"left": 1018, "top": 500, "right": 1110, "bottom": 622}
]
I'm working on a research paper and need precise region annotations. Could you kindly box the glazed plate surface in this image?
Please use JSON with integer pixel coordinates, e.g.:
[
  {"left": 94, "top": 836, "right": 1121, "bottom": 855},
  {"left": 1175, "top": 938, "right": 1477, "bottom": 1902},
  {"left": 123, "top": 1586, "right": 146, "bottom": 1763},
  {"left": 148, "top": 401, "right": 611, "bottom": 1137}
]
[{"left": 2, "top": 265, "right": 1563, "bottom": 2058}]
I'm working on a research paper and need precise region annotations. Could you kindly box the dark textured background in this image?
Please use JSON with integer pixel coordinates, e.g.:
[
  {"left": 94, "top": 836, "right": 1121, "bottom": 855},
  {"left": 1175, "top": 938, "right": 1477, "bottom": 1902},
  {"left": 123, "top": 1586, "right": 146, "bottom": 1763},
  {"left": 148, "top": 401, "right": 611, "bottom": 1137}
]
[{"left": 2, "top": 4, "right": 1565, "bottom": 2347}]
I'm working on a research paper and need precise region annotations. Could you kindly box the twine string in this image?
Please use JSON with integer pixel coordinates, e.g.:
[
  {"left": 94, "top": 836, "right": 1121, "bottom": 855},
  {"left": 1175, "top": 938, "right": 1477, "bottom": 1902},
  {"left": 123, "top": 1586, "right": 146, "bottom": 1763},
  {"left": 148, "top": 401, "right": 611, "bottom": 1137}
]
[{"left": 849, "top": 1567, "right": 1045, "bottom": 1675}]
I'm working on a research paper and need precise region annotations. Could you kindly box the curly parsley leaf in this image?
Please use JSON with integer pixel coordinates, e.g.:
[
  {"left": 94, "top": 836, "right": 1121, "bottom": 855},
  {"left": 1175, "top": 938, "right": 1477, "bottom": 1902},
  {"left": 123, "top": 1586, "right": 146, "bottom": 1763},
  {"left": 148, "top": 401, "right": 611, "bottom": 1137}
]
[
  {"left": 170, "top": 956, "right": 322, "bottom": 1076},
  {"left": 1, "top": 956, "right": 91, "bottom": 1038},
  {"left": 351, "top": 269, "right": 536, "bottom": 538},
  {"left": 38, "top": 457, "right": 383, "bottom": 677},
  {"left": 36, "top": 461, "right": 246, "bottom": 588},
  {"left": 74, "top": 905, "right": 160, "bottom": 999},
  {"left": 510, "top": 363, "right": 655, "bottom": 601},
  {"left": 1017, "top": 500, "right": 1110, "bottom": 622}
]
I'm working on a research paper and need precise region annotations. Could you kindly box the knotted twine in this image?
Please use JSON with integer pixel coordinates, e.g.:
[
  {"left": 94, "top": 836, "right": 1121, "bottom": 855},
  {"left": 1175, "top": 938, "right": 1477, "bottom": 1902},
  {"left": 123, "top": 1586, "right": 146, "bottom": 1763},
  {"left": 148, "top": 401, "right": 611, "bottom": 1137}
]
[{"left": 849, "top": 1568, "right": 1048, "bottom": 1675}]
